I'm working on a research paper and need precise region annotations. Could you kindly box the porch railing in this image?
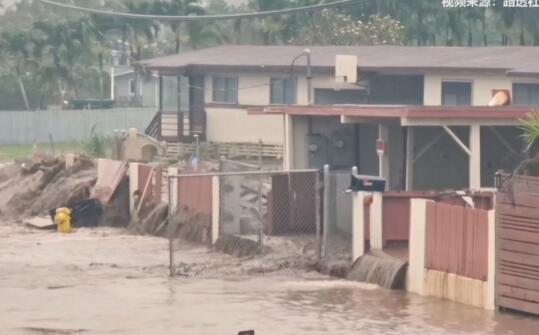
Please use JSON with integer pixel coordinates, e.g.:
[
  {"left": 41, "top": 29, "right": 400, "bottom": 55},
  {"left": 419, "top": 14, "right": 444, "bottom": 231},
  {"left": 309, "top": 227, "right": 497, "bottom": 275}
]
[{"left": 145, "top": 111, "right": 162, "bottom": 140}]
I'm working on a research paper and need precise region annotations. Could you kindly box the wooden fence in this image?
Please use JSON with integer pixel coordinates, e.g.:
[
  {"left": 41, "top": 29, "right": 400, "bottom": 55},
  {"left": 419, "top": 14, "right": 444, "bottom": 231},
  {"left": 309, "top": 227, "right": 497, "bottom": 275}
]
[
  {"left": 425, "top": 202, "right": 489, "bottom": 281},
  {"left": 497, "top": 175, "right": 539, "bottom": 315},
  {"left": 167, "top": 142, "right": 283, "bottom": 159}
]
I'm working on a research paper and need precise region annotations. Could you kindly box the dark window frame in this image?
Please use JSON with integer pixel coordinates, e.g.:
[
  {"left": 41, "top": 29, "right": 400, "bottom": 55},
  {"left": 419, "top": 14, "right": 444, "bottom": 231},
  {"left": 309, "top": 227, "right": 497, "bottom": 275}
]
[
  {"left": 441, "top": 81, "right": 473, "bottom": 106},
  {"left": 270, "top": 77, "right": 297, "bottom": 105},
  {"left": 212, "top": 76, "right": 238, "bottom": 104},
  {"left": 513, "top": 83, "right": 539, "bottom": 106}
]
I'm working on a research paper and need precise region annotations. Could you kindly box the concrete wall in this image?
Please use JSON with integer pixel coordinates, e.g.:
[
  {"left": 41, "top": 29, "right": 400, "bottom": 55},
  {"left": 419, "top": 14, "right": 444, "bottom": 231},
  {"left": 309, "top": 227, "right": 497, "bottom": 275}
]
[{"left": 0, "top": 108, "right": 156, "bottom": 144}]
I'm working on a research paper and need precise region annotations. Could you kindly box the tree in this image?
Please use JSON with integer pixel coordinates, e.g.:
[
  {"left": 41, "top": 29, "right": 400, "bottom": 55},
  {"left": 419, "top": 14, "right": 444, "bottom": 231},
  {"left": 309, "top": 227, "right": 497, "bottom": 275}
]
[
  {"left": 152, "top": 0, "right": 207, "bottom": 53},
  {"left": 33, "top": 20, "right": 90, "bottom": 100},
  {"left": 291, "top": 10, "right": 405, "bottom": 46},
  {"left": 0, "top": 30, "right": 34, "bottom": 109}
]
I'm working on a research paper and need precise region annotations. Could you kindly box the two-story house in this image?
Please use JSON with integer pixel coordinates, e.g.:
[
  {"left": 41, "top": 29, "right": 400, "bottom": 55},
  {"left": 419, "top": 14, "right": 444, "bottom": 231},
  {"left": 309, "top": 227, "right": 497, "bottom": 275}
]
[{"left": 138, "top": 45, "right": 539, "bottom": 191}]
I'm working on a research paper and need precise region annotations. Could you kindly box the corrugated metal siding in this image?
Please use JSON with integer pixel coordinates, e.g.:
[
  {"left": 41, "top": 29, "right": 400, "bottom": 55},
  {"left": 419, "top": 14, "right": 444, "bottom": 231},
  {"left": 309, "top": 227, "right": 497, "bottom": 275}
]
[
  {"left": 497, "top": 175, "right": 539, "bottom": 315},
  {"left": 0, "top": 108, "right": 156, "bottom": 144},
  {"left": 425, "top": 202, "right": 489, "bottom": 281},
  {"left": 177, "top": 175, "right": 212, "bottom": 216},
  {"left": 382, "top": 195, "right": 410, "bottom": 242},
  {"left": 380, "top": 192, "right": 493, "bottom": 245}
]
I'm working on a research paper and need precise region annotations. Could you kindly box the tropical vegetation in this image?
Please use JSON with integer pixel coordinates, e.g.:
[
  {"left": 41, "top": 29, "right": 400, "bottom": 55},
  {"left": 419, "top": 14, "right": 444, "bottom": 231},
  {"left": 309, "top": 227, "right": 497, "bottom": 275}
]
[{"left": 0, "top": 0, "right": 538, "bottom": 110}]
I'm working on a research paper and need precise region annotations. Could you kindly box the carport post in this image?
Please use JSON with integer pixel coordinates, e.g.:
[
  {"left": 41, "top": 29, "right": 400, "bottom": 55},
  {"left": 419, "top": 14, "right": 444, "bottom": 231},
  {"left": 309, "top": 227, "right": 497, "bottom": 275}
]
[
  {"left": 369, "top": 192, "right": 383, "bottom": 250},
  {"left": 167, "top": 176, "right": 175, "bottom": 277},
  {"left": 405, "top": 127, "right": 414, "bottom": 191},
  {"left": 378, "top": 124, "right": 390, "bottom": 190},
  {"left": 470, "top": 124, "right": 481, "bottom": 190}
]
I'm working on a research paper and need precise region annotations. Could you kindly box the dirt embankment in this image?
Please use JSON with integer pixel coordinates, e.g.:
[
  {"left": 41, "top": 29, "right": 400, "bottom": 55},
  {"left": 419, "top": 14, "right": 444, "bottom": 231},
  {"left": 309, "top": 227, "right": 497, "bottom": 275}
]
[{"left": 0, "top": 157, "right": 97, "bottom": 220}]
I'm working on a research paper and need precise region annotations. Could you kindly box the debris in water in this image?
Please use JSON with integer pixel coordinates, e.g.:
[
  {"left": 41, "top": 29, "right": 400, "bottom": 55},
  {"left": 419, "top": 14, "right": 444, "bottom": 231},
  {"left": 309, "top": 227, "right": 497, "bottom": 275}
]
[
  {"left": 0, "top": 156, "right": 96, "bottom": 220},
  {"left": 21, "top": 327, "right": 87, "bottom": 334},
  {"left": 24, "top": 216, "right": 55, "bottom": 230},
  {"left": 214, "top": 235, "right": 262, "bottom": 257}
]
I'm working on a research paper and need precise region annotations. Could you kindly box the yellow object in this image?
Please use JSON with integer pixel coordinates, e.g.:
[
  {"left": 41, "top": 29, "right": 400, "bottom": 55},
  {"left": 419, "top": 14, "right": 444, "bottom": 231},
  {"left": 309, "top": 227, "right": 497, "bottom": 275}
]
[{"left": 55, "top": 207, "right": 73, "bottom": 233}]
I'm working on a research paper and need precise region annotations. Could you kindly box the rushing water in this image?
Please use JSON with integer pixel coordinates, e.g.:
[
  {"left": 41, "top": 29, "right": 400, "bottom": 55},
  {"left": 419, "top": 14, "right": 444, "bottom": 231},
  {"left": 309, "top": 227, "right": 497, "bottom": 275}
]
[{"left": 1, "top": 224, "right": 538, "bottom": 335}]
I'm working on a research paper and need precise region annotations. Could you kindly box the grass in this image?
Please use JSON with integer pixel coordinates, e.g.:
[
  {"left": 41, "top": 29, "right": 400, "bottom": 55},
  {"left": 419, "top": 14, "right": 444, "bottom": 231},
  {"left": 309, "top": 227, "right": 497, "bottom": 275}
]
[{"left": 0, "top": 142, "right": 86, "bottom": 162}]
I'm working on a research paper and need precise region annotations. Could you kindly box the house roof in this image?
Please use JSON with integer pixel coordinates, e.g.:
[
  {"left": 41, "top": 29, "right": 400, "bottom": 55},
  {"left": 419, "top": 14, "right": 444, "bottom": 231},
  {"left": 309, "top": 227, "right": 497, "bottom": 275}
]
[{"left": 139, "top": 45, "right": 539, "bottom": 76}]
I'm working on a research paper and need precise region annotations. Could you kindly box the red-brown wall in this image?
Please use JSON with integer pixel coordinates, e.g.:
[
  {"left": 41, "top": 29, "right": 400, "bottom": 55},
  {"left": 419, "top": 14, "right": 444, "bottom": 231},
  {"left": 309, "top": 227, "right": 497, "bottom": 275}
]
[{"left": 425, "top": 202, "right": 489, "bottom": 281}]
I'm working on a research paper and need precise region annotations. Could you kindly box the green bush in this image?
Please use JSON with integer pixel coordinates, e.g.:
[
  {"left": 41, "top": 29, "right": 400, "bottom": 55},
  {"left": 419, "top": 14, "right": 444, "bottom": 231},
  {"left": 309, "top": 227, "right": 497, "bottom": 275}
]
[{"left": 83, "top": 135, "right": 106, "bottom": 158}]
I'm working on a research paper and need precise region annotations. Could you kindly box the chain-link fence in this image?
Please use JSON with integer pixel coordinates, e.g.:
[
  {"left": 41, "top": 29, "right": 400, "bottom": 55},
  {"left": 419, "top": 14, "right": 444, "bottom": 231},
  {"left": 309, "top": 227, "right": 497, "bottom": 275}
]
[
  {"left": 166, "top": 169, "right": 321, "bottom": 277},
  {"left": 322, "top": 167, "right": 354, "bottom": 263}
]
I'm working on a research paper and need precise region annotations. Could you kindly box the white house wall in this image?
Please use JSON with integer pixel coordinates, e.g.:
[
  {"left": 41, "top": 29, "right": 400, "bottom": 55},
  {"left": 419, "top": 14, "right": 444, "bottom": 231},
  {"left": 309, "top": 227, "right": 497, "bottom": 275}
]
[
  {"left": 204, "top": 74, "right": 283, "bottom": 144},
  {"left": 423, "top": 72, "right": 539, "bottom": 106},
  {"left": 206, "top": 107, "right": 283, "bottom": 144}
]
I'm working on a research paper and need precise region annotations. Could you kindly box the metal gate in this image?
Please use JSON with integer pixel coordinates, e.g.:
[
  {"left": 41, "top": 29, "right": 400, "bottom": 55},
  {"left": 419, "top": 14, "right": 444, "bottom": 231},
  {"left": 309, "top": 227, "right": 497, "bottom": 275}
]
[
  {"left": 267, "top": 172, "right": 317, "bottom": 235},
  {"left": 496, "top": 175, "right": 539, "bottom": 315}
]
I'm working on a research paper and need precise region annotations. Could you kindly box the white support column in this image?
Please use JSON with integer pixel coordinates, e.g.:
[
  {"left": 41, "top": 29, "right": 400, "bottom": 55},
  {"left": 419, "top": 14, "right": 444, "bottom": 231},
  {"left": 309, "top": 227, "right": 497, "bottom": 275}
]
[
  {"left": 407, "top": 198, "right": 431, "bottom": 295},
  {"left": 128, "top": 162, "right": 140, "bottom": 212},
  {"left": 283, "top": 115, "right": 293, "bottom": 170},
  {"left": 211, "top": 176, "right": 220, "bottom": 245},
  {"left": 470, "top": 124, "right": 481, "bottom": 190},
  {"left": 370, "top": 192, "right": 383, "bottom": 250},
  {"left": 167, "top": 167, "right": 178, "bottom": 214},
  {"left": 485, "top": 209, "right": 496, "bottom": 310},
  {"left": 378, "top": 124, "right": 390, "bottom": 188},
  {"left": 352, "top": 192, "right": 366, "bottom": 261},
  {"left": 110, "top": 66, "right": 115, "bottom": 101},
  {"left": 406, "top": 127, "right": 414, "bottom": 191}
]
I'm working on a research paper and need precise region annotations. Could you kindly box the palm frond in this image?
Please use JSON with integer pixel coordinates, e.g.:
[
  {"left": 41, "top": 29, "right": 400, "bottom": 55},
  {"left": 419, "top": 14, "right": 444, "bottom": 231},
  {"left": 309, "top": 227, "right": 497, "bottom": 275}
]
[{"left": 519, "top": 110, "right": 539, "bottom": 152}]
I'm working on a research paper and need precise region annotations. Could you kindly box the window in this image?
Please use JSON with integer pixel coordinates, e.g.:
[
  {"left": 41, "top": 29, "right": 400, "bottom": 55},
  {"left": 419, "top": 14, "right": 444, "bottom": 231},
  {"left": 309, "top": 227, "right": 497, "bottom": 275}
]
[
  {"left": 212, "top": 76, "right": 238, "bottom": 103},
  {"left": 442, "top": 81, "right": 472, "bottom": 106},
  {"left": 513, "top": 83, "right": 539, "bottom": 105},
  {"left": 270, "top": 78, "right": 297, "bottom": 105}
]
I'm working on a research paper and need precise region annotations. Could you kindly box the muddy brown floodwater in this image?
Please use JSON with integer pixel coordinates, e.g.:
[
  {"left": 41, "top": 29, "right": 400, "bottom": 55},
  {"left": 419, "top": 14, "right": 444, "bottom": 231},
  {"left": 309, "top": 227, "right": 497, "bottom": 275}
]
[{"left": 1, "top": 223, "right": 539, "bottom": 335}]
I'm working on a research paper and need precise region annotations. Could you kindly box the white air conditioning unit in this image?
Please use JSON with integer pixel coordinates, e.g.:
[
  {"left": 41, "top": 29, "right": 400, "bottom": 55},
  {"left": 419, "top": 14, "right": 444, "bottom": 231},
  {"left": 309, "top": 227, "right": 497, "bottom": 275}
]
[{"left": 335, "top": 55, "right": 358, "bottom": 84}]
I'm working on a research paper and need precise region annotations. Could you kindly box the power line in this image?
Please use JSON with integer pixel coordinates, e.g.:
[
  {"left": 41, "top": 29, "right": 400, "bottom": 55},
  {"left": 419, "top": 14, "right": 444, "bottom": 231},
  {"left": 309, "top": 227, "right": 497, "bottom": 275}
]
[{"left": 38, "top": 0, "right": 361, "bottom": 22}]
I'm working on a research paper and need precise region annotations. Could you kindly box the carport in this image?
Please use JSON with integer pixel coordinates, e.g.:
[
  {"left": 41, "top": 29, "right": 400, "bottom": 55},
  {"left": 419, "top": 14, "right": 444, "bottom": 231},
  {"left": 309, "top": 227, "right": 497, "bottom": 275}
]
[{"left": 254, "top": 105, "right": 532, "bottom": 191}]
